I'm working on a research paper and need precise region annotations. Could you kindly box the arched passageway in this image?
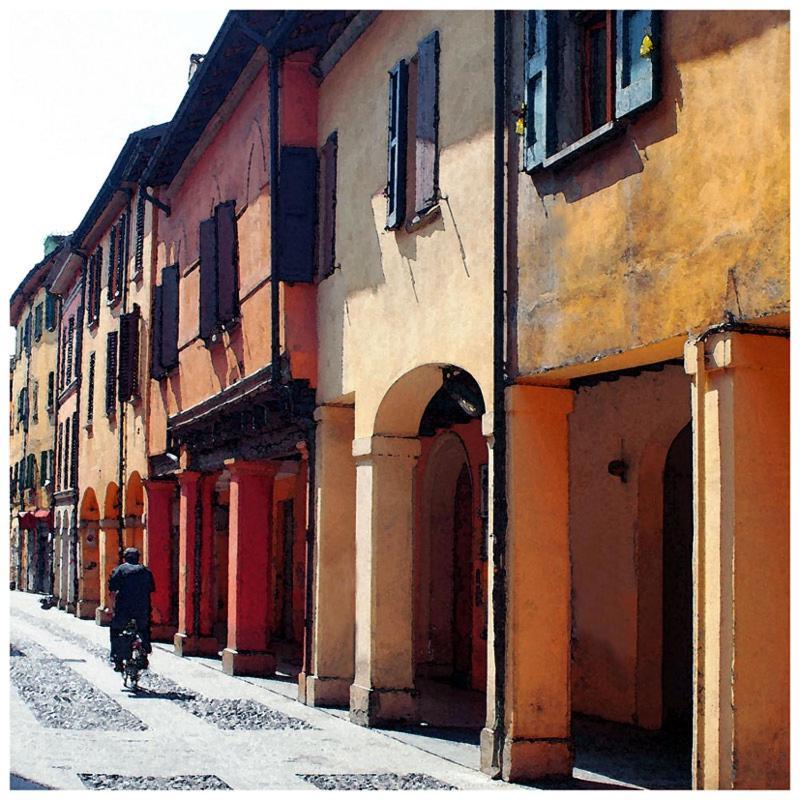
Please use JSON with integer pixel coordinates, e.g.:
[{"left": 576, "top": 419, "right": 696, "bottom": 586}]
[{"left": 77, "top": 488, "right": 101, "bottom": 619}]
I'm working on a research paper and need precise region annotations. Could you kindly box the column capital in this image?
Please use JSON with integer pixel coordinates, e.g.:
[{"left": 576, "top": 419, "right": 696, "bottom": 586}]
[
  {"left": 352, "top": 435, "right": 421, "bottom": 462},
  {"left": 224, "top": 459, "right": 280, "bottom": 478}
]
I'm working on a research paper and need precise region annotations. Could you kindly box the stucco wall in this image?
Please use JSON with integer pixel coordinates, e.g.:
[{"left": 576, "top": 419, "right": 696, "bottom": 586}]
[
  {"left": 316, "top": 10, "right": 496, "bottom": 437},
  {"left": 569, "top": 365, "right": 691, "bottom": 724},
  {"left": 512, "top": 11, "right": 790, "bottom": 377}
]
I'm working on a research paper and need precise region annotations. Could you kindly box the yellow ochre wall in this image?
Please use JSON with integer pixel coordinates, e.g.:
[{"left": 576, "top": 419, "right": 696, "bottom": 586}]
[
  {"left": 316, "top": 10, "right": 496, "bottom": 437},
  {"left": 512, "top": 10, "right": 789, "bottom": 377}
]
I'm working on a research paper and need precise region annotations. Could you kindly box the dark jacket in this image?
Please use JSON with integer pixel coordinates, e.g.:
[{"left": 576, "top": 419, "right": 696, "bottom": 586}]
[{"left": 109, "top": 562, "right": 155, "bottom": 626}]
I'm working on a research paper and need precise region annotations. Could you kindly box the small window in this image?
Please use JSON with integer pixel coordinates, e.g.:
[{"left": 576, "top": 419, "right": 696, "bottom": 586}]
[
  {"left": 47, "top": 371, "right": 55, "bottom": 412},
  {"left": 45, "top": 292, "right": 57, "bottom": 331},
  {"left": 86, "top": 353, "right": 95, "bottom": 423},
  {"left": 34, "top": 303, "right": 43, "bottom": 341}
]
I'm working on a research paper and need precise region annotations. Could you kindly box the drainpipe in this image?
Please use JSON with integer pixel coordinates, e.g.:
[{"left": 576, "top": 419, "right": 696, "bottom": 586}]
[
  {"left": 300, "top": 423, "right": 317, "bottom": 682},
  {"left": 490, "top": 9, "right": 509, "bottom": 777},
  {"left": 48, "top": 291, "right": 62, "bottom": 599},
  {"left": 268, "top": 49, "right": 282, "bottom": 382}
]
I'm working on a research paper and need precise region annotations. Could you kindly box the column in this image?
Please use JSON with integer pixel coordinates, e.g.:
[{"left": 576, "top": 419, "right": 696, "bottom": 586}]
[
  {"left": 299, "top": 406, "right": 357, "bottom": 707},
  {"left": 173, "top": 471, "right": 217, "bottom": 656},
  {"left": 481, "top": 385, "right": 574, "bottom": 781},
  {"left": 144, "top": 480, "right": 178, "bottom": 641},
  {"left": 349, "top": 435, "right": 420, "bottom": 727},
  {"left": 223, "top": 460, "right": 279, "bottom": 676},
  {"left": 685, "top": 333, "right": 789, "bottom": 789},
  {"left": 95, "top": 519, "right": 120, "bottom": 625},
  {"left": 76, "top": 521, "right": 100, "bottom": 619}
]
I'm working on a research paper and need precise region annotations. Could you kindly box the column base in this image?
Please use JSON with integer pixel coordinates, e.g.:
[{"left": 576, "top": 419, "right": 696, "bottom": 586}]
[
  {"left": 482, "top": 732, "right": 573, "bottom": 782},
  {"left": 173, "top": 632, "right": 220, "bottom": 658},
  {"left": 94, "top": 606, "right": 112, "bottom": 626},
  {"left": 65, "top": 601, "right": 76, "bottom": 614},
  {"left": 349, "top": 683, "right": 418, "bottom": 727},
  {"left": 298, "top": 673, "right": 351, "bottom": 707},
  {"left": 222, "top": 647, "right": 276, "bottom": 676},
  {"left": 151, "top": 624, "right": 178, "bottom": 643},
  {"left": 76, "top": 600, "right": 99, "bottom": 619}
]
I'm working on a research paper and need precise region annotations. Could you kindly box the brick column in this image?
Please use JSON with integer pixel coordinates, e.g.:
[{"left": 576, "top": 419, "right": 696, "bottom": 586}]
[
  {"left": 144, "top": 479, "right": 177, "bottom": 641},
  {"left": 349, "top": 435, "right": 421, "bottom": 727},
  {"left": 222, "top": 460, "right": 279, "bottom": 676},
  {"left": 298, "top": 406, "right": 356, "bottom": 707},
  {"left": 481, "top": 385, "right": 574, "bottom": 781},
  {"left": 685, "top": 333, "right": 789, "bottom": 789},
  {"left": 173, "top": 471, "right": 217, "bottom": 656}
]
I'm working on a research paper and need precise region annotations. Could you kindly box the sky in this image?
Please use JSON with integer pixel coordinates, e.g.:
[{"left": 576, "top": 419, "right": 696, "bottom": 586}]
[{"left": 1, "top": 1, "right": 228, "bottom": 309}]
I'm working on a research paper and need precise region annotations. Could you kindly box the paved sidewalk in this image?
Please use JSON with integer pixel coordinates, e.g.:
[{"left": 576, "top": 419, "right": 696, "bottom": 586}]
[{"left": 9, "top": 591, "right": 518, "bottom": 791}]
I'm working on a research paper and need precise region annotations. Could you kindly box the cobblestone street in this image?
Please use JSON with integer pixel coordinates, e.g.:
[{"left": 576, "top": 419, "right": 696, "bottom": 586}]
[{"left": 9, "top": 591, "right": 516, "bottom": 791}]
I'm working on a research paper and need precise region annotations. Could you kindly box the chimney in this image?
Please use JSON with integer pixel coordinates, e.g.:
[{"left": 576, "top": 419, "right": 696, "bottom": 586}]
[
  {"left": 188, "top": 53, "right": 205, "bottom": 83},
  {"left": 43, "top": 234, "right": 66, "bottom": 258}
]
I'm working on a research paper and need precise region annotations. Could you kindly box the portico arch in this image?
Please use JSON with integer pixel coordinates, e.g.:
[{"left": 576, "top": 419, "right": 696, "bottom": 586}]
[{"left": 77, "top": 488, "right": 101, "bottom": 619}]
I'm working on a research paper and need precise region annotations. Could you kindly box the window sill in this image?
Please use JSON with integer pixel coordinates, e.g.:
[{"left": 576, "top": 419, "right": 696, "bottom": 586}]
[{"left": 536, "top": 120, "right": 620, "bottom": 171}]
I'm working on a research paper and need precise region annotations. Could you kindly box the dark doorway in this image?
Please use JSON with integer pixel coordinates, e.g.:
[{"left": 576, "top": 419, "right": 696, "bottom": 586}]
[{"left": 662, "top": 423, "right": 693, "bottom": 746}]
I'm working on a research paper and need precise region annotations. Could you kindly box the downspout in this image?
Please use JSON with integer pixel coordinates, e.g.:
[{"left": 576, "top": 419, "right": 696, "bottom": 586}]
[
  {"left": 300, "top": 423, "right": 317, "bottom": 683},
  {"left": 269, "top": 49, "right": 282, "bottom": 382},
  {"left": 48, "top": 292, "right": 62, "bottom": 598},
  {"left": 490, "top": 9, "right": 509, "bottom": 777}
]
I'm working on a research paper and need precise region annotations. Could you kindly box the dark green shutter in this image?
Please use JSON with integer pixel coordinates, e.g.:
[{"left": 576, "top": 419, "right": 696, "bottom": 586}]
[
  {"left": 161, "top": 265, "right": 180, "bottom": 370},
  {"left": 415, "top": 31, "right": 440, "bottom": 214},
  {"left": 524, "top": 11, "right": 557, "bottom": 169},
  {"left": 615, "top": 10, "right": 660, "bottom": 119},
  {"left": 199, "top": 217, "right": 218, "bottom": 341},
  {"left": 70, "top": 411, "right": 79, "bottom": 488},
  {"left": 215, "top": 201, "right": 240, "bottom": 325},
  {"left": 116, "top": 215, "right": 128, "bottom": 299},
  {"left": 278, "top": 148, "right": 318, "bottom": 283},
  {"left": 151, "top": 285, "right": 164, "bottom": 379},
  {"left": 45, "top": 292, "right": 57, "bottom": 330},
  {"left": 34, "top": 304, "right": 43, "bottom": 340},
  {"left": 86, "top": 354, "right": 95, "bottom": 422},
  {"left": 107, "top": 226, "right": 117, "bottom": 303},
  {"left": 105, "top": 330, "right": 118, "bottom": 415},
  {"left": 386, "top": 59, "right": 408, "bottom": 229},
  {"left": 119, "top": 307, "right": 140, "bottom": 402}
]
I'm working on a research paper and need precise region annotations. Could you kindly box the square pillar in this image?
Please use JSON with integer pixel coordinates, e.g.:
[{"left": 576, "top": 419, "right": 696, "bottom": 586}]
[
  {"left": 95, "top": 520, "right": 121, "bottom": 626},
  {"left": 299, "top": 406, "right": 357, "bottom": 707},
  {"left": 685, "top": 333, "right": 789, "bottom": 789},
  {"left": 222, "top": 460, "right": 279, "bottom": 676},
  {"left": 481, "top": 385, "right": 574, "bottom": 782},
  {"left": 173, "top": 471, "right": 217, "bottom": 657},
  {"left": 76, "top": 522, "right": 100, "bottom": 619},
  {"left": 349, "top": 435, "right": 421, "bottom": 727},
  {"left": 144, "top": 479, "right": 178, "bottom": 641}
]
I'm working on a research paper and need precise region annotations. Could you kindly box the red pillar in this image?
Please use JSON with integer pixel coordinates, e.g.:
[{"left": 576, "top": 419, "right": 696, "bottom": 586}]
[
  {"left": 173, "top": 471, "right": 217, "bottom": 657},
  {"left": 223, "top": 459, "right": 278, "bottom": 676},
  {"left": 143, "top": 479, "right": 177, "bottom": 641}
]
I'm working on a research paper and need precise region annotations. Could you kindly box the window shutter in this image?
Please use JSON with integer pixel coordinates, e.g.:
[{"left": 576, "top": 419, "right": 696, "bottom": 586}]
[
  {"left": 40, "top": 450, "right": 48, "bottom": 486},
  {"left": 215, "top": 201, "right": 240, "bottom": 326},
  {"left": 524, "top": 11, "right": 557, "bottom": 169},
  {"left": 161, "top": 265, "right": 180, "bottom": 370},
  {"left": 28, "top": 453, "right": 37, "bottom": 490},
  {"left": 86, "top": 353, "right": 95, "bottom": 422},
  {"left": 199, "top": 217, "right": 218, "bottom": 340},
  {"left": 119, "top": 306, "right": 140, "bottom": 402},
  {"left": 151, "top": 285, "right": 164, "bottom": 379},
  {"left": 63, "top": 418, "right": 70, "bottom": 490},
  {"left": 105, "top": 330, "right": 118, "bottom": 415},
  {"left": 386, "top": 59, "right": 409, "bottom": 229},
  {"left": 278, "top": 147, "right": 318, "bottom": 283},
  {"left": 615, "top": 10, "right": 660, "bottom": 119},
  {"left": 107, "top": 226, "right": 117, "bottom": 303},
  {"left": 45, "top": 291, "right": 57, "bottom": 330},
  {"left": 23, "top": 315, "right": 31, "bottom": 354},
  {"left": 415, "top": 31, "right": 440, "bottom": 214},
  {"left": 57, "top": 424, "right": 63, "bottom": 491},
  {"left": 134, "top": 193, "right": 146, "bottom": 278},
  {"left": 93, "top": 247, "right": 103, "bottom": 321},
  {"left": 116, "top": 215, "right": 128, "bottom": 300},
  {"left": 70, "top": 411, "right": 79, "bottom": 489},
  {"left": 47, "top": 371, "right": 55, "bottom": 410},
  {"left": 34, "top": 304, "right": 43, "bottom": 341},
  {"left": 66, "top": 316, "right": 75, "bottom": 385},
  {"left": 319, "top": 132, "right": 338, "bottom": 279}
]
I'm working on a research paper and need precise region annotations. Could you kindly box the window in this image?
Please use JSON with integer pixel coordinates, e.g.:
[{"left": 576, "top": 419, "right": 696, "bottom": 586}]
[
  {"left": 45, "top": 291, "right": 57, "bottom": 331},
  {"left": 386, "top": 59, "right": 409, "bottom": 230},
  {"left": 277, "top": 150, "right": 317, "bottom": 283},
  {"left": 105, "top": 330, "right": 118, "bottom": 415},
  {"left": 86, "top": 353, "right": 95, "bottom": 423},
  {"left": 524, "top": 10, "right": 660, "bottom": 170},
  {"left": 134, "top": 192, "right": 146, "bottom": 279},
  {"left": 27, "top": 453, "right": 37, "bottom": 490},
  {"left": 86, "top": 246, "right": 103, "bottom": 326},
  {"left": 107, "top": 225, "right": 118, "bottom": 305},
  {"left": 65, "top": 316, "right": 75, "bottom": 385},
  {"left": 70, "top": 411, "right": 79, "bottom": 489},
  {"left": 40, "top": 450, "right": 50, "bottom": 486},
  {"left": 57, "top": 423, "right": 63, "bottom": 492},
  {"left": 152, "top": 264, "right": 179, "bottom": 378},
  {"left": 32, "top": 381, "right": 38, "bottom": 424},
  {"left": 318, "top": 131, "right": 338, "bottom": 279},
  {"left": 47, "top": 371, "right": 55, "bottom": 411},
  {"left": 34, "top": 303, "right": 43, "bottom": 341},
  {"left": 23, "top": 314, "right": 32, "bottom": 355},
  {"left": 63, "top": 418, "right": 70, "bottom": 490},
  {"left": 119, "top": 306, "right": 140, "bottom": 402}
]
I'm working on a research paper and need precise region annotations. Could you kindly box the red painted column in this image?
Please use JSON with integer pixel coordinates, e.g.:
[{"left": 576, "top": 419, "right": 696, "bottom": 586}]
[
  {"left": 143, "top": 479, "right": 177, "bottom": 641},
  {"left": 223, "top": 459, "right": 279, "bottom": 676},
  {"left": 174, "top": 471, "right": 217, "bottom": 656}
]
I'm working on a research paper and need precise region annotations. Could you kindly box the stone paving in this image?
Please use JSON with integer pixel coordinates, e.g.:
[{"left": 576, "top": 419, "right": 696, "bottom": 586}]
[
  {"left": 79, "top": 773, "right": 232, "bottom": 790},
  {"left": 299, "top": 772, "right": 457, "bottom": 790}
]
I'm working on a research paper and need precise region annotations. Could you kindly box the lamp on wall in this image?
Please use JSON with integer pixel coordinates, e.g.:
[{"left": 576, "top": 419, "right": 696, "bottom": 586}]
[{"left": 441, "top": 366, "right": 485, "bottom": 419}]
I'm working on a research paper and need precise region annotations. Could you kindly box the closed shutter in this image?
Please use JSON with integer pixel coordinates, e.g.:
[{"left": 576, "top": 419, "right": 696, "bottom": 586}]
[
  {"left": 28, "top": 454, "right": 37, "bottom": 490},
  {"left": 107, "top": 226, "right": 117, "bottom": 303},
  {"left": 40, "top": 450, "right": 48, "bottom": 486},
  {"left": 63, "top": 419, "right": 70, "bottom": 490},
  {"left": 215, "top": 201, "right": 239, "bottom": 327},
  {"left": 415, "top": 31, "right": 440, "bottom": 214},
  {"left": 119, "top": 306, "right": 140, "bottom": 402},
  {"left": 66, "top": 316, "right": 75, "bottom": 385},
  {"left": 70, "top": 411, "right": 79, "bottom": 489},
  {"left": 151, "top": 285, "right": 164, "bottom": 379},
  {"left": 105, "top": 330, "right": 118, "bottom": 415},
  {"left": 86, "top": 253, "right": 96, "bottom": 325},
  {"left": 57, "top": 424, "right": 63, "bottom": 491},
  {"left": 319, "top": 132, "right": 338, "bottom": 279},
  {"left": 19, "top": 457, "right": 26, "bottom": 492},
  {"left": 34, "top": 304, "right": 43, "bottom": 341},
  {"left": 161, "top": 264, "right": 180, "bottom": 370},
  {"left": 386, "top": 59, "right": 409, "bottom": 229},
  {"left": 115, "top": 215, "right": 128, "bottom": 301},
  {"left": 47, "top": 371, "right": 54, "bottom": 410},
  {"left": 86, "top": 353, "right": 95, "bottom": 422},
  {"left": 615, "top": 10, "right": 660, "bottom": 119},
  {"left": 93, "top": 247, "right": 103, "bottom": 321},
  {"left": 524, "top": 11, "right": 557, "bottom": 169},
  {"left": 45, "top": 291, "right": 57, "bottom": 330},
  {"left": 134, "top": 193, "right": 146, "bottom": 278},
  {"left": 199, "top": 218, "right": 218, "bottom": 340},
  {"left": 23, "top": 314, "right": 31, "bottom": 354},
  {"left": 278, "top": 147, "right": 318, "bottom": 283}
]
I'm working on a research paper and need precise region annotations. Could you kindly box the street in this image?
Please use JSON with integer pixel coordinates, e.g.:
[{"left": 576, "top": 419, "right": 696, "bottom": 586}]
[{"left": 9, "top": 590, "right": 513, "bottom": 791}]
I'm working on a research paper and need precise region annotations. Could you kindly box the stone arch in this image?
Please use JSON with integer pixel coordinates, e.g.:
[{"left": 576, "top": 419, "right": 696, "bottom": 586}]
[
  {"left": 104, "top": 482, "right": 120, "bottom": 521},
  {"left": 126, "top": 471, "right": 145, "bottom": 518}
]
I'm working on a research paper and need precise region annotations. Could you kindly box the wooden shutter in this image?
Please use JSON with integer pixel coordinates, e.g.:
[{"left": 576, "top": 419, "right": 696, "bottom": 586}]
[
  {"left": 319, "top": 132, "right": 338, "bottom": 279},
  {"left": 40, "top": 450, "right": 48, "bottom": 486},
  {"left": 415, "top": 31, "right": 440, "bottom": 214},
  {"left": 23, "top": 315, "right": 31, "bottom": 354},
  {"left": 161, "top": 264, "right": 180, "bottom": 370},
  {"left": 86, "top": 253, "right": 96, "bottom": 325},
  {"left": 45, "top": 292, "right": 57, "bottom": 330},
  {"left": 215, "top": 201, "right": 239, "bottom": 326},
  {"left": 66, "top": 316, "right": 75, "bottom": 385},
  {"left": 62, "top": 419, "right": 70, "bottom": 489},
  {"left": 615, "top": 10, "right": 660, "bottom": 119},
  {"left": 107, "top": 225, "right": 117, "bottom": 303},
  {"left": 199, "top": 217, "right": 218, "bottom": 340},
  {"left": 278, "top": 147, "right": 318, "bottom": 283},
  {"left": 47, "top": 371, "right": 54, "bottom": 410},
  {"left": 93, "top": 247, "right": 103, "bottom": 321},
  {"left": 386, "top": 59, "right": 409, "bottom": 229},
  {"left": 105, "top": 330, "right": 118, "bottom": 415},
  {"left": 116, "top": 215, "right": 128, "bottom": 300},
  {"left": 56, "top": 424, "right": 63, "bottom": 491},
  {"left": 86, "top": 354, "right": 95, "bottom": 422},
  {"left": 70, "top": 411, "right": 79, "bottom": 489},
  {"left": 134, "top": 193, "right": 146, "bottom": 278},
  {"left": 524, "top": 11, "right": 557, "bottom": 169},
  {"left": 119, "top": 307, "right": 140, "bottom": 402},
  {"left": 34, "top": 304, "right": 43, "bottom": 340},
  {"left": 151, "top": 285, "right": 164, "bottom": 379}
]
